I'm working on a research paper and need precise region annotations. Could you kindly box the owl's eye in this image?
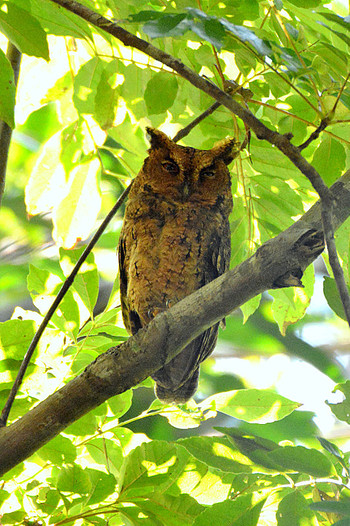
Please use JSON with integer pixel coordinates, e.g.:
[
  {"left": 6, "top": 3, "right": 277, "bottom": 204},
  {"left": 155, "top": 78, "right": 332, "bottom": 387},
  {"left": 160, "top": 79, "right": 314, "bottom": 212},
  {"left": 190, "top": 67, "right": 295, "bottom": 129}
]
[
  {"left": 162, "top": 160, "right": 180, "bottom": 175},
  {"left": 200, "top": 168, "right": 215, "bottom": 178}
]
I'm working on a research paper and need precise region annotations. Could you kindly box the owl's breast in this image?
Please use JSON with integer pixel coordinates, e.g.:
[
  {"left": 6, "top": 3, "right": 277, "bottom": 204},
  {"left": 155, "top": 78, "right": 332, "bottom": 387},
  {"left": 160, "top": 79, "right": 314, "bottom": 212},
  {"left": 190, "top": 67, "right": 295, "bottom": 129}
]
[{"left": 122, "top": 196, "right": 223, "bottom": 326}]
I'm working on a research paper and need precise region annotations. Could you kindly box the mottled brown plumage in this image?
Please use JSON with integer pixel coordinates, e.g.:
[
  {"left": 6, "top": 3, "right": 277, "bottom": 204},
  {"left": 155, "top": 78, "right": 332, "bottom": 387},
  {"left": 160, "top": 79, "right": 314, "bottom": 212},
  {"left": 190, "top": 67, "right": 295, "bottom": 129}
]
[{"left": 118, "top": 128, "right": 237, "bottom": 403}]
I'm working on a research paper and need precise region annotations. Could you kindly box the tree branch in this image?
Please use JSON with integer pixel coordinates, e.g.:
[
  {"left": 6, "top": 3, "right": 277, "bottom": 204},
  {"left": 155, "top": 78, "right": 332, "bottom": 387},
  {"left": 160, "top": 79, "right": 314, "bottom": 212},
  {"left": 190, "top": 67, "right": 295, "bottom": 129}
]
[
  {"left": 49, "top": 0, "right": 350, "bottom": 325},
  {"left": 1, "top": 169, "right": 350, "bottom": 476},
  {"left": 0, "top": 42, "right": 21, "bottom": 207}
]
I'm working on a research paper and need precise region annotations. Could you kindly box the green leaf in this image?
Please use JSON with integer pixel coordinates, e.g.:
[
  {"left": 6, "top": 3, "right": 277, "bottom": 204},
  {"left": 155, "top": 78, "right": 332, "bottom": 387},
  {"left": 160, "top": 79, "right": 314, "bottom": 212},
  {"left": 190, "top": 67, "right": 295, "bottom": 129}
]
[
  {"left": 220, "top": 19, "right": 272, "bottom": 55},
  {"left": 85, "top": 437, "right": 124, "bottom": 477},
  {"left": 94, "top": 62, "right": 119, "bottom": 130},
  {"left": 25, "top": 131, "right": 67, "bottom": 216},
  {"left": 36, "top": 435, "right": 77, "bottom": 464},
  {"left": 0, "top": 2, "right": 49, "bottom": 60},
  {"left": 27, "top": 264, "right": 61, "bottom": 297},
  {"left": 277, "top": 491, "right": 317, "bottom": 525},
  {"left": 193, "top": 495, "right": 265, "bottom": 526},
  {"left": 108, "top": 390, "right": 133, "bottom": 418},
  {"left": 59, "top": 247, "right": 99, "bottom": 315},
  {"left": 57, "top": 465, "right": 91, "bottom": 495},
  {"left": 0, "top": 319, "right": 36, "bottom": 360},
  {"left": 144, "top": 73, "right": 178, "bottom": 115},
  {"left": 270, "top": 265, "right": 315, "bottom": 335},
  {"left": 143, "top": 13, "right": 189, "bottom": 38},
  {"left": 178, "top": 436, "right": 252, "bottom": 473},
  {"left": 312, "top": 137, "right": 346, "bottom": 185},
  {"left": 85, "top": 469, "right": 117, "bottom": 505},
  {"left": 200, "top": 389, "right": 300, "bottom": 423},
  {"left": 119, "top": 441, "right": 186, "bottom": 499},
  {"left": 133, "top": 492, "right": 204, "bottom": 526},
  {"left": 53, "top": 158, "right": 102, "bottom": 248},
  {"left": 268, "top": 445, "right": 333, "bottom": 477},
  {"left": 327, "top": 380, "right": 350, "bottom": 424},
  {"left": 73, "top": 57, "right": 106, "bottom": 115},
  {"left": 286, "top": 0, "right": 322, "bottom": 6},
  {"left": 190, "top": 18, "right": 226, "bottom": 49},
  {"left": 323, "top": 277, "right": 348, "bottom": 321},
  {"left": 0, "top": 49, "right": 15, "bottom": 128},
  {"left": 309, "top": 501, "right": 350, "bottom": 516}
]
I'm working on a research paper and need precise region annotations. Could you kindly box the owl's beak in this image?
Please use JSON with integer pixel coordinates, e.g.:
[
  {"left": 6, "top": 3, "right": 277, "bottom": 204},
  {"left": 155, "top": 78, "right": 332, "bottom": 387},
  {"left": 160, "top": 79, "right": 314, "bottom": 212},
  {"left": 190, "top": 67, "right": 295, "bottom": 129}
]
[{"left": 182, "top": 180, "right": 190, "bottom": 200}]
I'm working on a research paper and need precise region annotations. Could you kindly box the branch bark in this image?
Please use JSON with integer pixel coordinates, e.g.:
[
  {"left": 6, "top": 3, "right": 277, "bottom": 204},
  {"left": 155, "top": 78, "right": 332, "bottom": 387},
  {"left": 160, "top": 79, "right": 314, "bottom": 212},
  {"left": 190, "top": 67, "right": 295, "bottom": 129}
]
[{"left": 1, "top": 169, "right": 350, "bottom": 476}]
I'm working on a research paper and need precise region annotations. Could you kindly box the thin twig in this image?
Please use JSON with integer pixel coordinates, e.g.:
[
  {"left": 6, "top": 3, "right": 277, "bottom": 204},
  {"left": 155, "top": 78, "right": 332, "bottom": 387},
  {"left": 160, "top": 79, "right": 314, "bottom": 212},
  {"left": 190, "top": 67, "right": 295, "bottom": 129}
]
[
  {"left": 0, "top": 43, "right": 21, "bottom": 207},
  {"left": 0, "top": 184, "right": 132, "bottom": 427},
  {"left": 297, "top": 118, "right": 329, "bottom": 151},
  {"left": 172, "top": 101, "right": 221, "bottom": 142}
]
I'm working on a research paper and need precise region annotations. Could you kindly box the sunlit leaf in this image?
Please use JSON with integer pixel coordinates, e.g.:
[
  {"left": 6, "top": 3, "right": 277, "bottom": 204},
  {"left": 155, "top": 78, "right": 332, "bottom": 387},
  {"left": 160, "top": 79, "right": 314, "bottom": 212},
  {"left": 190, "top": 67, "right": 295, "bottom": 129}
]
[
  {"left": 144, "top": 72, "right": 178, "bottom": 114},
  {"left": 59, "top": 247, "right": 99, "bottom": 315},
  {"left": 0, "top": 3, "right": 49, "bottom": 60},
  {"left": 53, "top": 158, "right": 101, "bottom": 248},
  {"left": 323, "top": 276, "right": 349, "bottom": 321},
  {"left": 277, "top": 491, "right": 317, "bottom": 525},
  {"left": 200, "top": 389, "right": 300, "bottom": 423},
  {"left": 25, "top": 131, "right": 67, "bottom": 215},
  {"left": 0, "top": 49, "right": 15, "bottom": 128},
  {"left": 327, "top": 380, "right": 350, "bottom": 424}
]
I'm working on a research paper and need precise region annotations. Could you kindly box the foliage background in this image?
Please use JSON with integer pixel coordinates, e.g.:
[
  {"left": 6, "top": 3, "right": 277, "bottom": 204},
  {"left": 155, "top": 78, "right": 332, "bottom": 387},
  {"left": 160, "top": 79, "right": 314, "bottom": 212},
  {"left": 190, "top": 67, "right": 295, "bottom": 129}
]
[{"left": 1, "top": 0, "right": 350, "bottom": 524}]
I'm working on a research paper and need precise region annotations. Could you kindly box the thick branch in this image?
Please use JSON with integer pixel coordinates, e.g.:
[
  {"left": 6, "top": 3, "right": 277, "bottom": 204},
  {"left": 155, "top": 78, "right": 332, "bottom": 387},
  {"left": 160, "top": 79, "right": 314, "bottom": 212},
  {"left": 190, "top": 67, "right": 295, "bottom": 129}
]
[{"left": 1, "top": 170, "right": 350, "bottom": 476}]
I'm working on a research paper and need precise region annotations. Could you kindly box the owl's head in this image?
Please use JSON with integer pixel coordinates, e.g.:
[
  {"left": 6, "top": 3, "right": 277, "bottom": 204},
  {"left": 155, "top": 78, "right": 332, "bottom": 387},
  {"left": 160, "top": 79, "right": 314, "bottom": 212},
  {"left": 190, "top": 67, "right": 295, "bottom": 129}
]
[{"left": 135, "top": 128, "right": 238, "bottom": 205}]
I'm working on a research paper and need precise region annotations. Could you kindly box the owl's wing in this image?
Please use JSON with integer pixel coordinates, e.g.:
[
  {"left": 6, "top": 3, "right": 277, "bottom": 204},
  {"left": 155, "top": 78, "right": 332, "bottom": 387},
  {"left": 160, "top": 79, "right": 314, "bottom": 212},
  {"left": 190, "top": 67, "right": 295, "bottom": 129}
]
[{"left": 118, "top": 231, "right": 143, "bottom": 335}]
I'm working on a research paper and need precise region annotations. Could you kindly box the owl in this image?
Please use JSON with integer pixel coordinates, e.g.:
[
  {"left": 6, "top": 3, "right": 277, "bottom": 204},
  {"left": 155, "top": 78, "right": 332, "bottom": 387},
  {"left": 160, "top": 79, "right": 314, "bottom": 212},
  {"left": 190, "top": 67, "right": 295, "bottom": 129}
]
[{"left": 118, "top": 128, "right": 237, "bottom": 403}]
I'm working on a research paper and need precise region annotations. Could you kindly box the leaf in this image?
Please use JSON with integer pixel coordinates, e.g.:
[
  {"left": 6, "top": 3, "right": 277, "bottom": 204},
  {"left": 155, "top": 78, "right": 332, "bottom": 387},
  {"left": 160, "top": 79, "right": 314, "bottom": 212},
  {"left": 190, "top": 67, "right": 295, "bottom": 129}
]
[
  {"left": 57, "top": 465, "right": 91, "bottom": 494},
  {"left": 189, "top": 18, "right": 226, "bottom": 49},
  {"left": 144, "top": 73, "right": 178, "bottom": 115},
  {"left": 85, "top": 438, "right": 124, "bottom": 477},
  {"left": 85, "top": 469, "right": 117, "bottom": 505},
  {"left": 220, "top": 19, "right": 272, "bottom": 56},
  {"left": 286, "top": 0, "right": 322, "bottom": 6},
  {"left": 59, "top": 247, "right": 99, "bottom": 315},
  {"left": 108, "top": 390, "right": 133, "bottom": 418},
  {"left": 327, "top": 380, "right": 350, "bottom": 424},
  {"left": 318, "top": 437, "right": 349, "bottom": 473},
  {"left": 277, "top": 491, "right": 317, "bottom": 525},
  {"left": 0, "top": 319, "right": 36, "bottom": 360},
  {"left": 309, "top": 501, "right": 350, "bottom": 516},
  {"left": 178, "top": 436, "right": 252, "bottom": 473},
  {"left": 323, "top": 277, "right": 349, "bottom": 321},
  {"left": 268, "top": 445, "right": 333, "bottom": 477},
  {"left": 25, "top": 131, "right": 67, "bottom": 216},
  {"left": 53, "top": 158, "right": 102, "bottom": 248},
  {"left": 0, "top": 2, "right": 49, "bottom": 60},
  {"left": 200, "top": 389, "right": 300, "bottom": 423},
  {"left": 36, "top": 435, "right": 77, "bottom": 464},
  {"left": 193, "top": 495, "right": 265, "bottom": 526},
  {"left": 312, "top": 137, "right": 346, "bottom": 185},
  {"left": 270, "top": 265, "right": 315, "bottom": 335},
  {"left": 143, "top": 13, "right": 189, "bottom": 38},
  {"left": 73, "top": 57, "right": 106, "bottom": 115},
  {"left": 118, "top": 441, "right": 186, "bottom": 499},
  {"left": 27, "top": 264, "right": 62, "bottom": 297},
  {"left": 0, "top": 49, "right": 15, "bottom": 128},
  {"left": 134, "top": 492, "right": 203, "bottom": 526}
]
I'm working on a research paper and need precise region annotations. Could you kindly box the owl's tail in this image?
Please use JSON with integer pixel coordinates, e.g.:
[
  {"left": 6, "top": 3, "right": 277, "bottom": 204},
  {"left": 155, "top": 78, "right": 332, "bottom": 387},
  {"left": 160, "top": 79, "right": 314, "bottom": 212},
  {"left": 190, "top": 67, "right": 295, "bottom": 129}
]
[{"left": 154, "top": 368, "right": 200, "bottom": 404}]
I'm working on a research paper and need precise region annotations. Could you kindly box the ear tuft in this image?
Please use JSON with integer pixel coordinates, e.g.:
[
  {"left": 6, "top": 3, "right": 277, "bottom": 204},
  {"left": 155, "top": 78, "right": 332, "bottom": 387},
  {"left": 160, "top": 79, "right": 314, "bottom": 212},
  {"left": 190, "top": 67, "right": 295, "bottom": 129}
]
[
  {"left": 146, "top": 127, "right": 172, "bottom": 150},
  {"left": 211, "top": 138, "right": 239, "bottom": 165}
]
